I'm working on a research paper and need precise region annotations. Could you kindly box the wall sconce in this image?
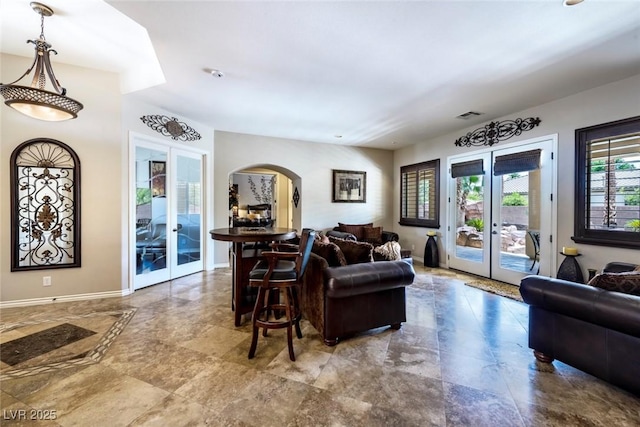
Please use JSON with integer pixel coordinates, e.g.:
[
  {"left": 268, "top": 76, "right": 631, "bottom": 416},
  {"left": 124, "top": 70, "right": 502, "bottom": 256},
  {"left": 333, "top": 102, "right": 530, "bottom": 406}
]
[{"left": 0, "top": 2, "right": 83, "bottom": 121}]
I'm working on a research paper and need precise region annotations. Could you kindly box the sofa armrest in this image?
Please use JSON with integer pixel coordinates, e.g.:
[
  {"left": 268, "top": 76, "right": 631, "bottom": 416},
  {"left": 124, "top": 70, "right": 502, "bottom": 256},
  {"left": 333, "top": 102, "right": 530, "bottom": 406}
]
[
  {"left": 603, "top": 262, "right": 638, "bottom": 273},
  {"left": 520, "top": 275, "right": 640, "bottom": 338},
  {"left": 381, "top": 231, "right": 399, "bottom": 243},
  {"left": 324, "top": 260, "right": 415, "bottom": 299}
]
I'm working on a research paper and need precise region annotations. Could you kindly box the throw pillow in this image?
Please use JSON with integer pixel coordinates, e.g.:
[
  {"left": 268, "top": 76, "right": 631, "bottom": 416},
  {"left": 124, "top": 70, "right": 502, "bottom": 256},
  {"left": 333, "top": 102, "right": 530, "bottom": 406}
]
[
  {"left": 373, "top": 241, "right": 402, "bottom": 261},
  {"left": 328, "top": 236, "right": 374, "bottom": 264},
  {"left": 588, "top": 271, "right": 640, "bottom": 296},
  {"left": 338, "top": 222, "right": 373, "bottom": 241},
  {"left": 362, "top": 226, "right": 383, "bottom": 245},
  {"left": 315, "top": 232, "right": 331, "bottom": 244},
  {"left": 312, "top": 241, "right": 347, "bottom": 267}
]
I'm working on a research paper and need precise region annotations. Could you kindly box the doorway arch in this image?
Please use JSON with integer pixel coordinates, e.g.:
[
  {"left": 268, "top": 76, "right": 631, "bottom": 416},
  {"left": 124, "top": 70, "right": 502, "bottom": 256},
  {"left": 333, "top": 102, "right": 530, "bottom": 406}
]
[{"left": 229, "top": 164, "right": 302, "bottom": 232}]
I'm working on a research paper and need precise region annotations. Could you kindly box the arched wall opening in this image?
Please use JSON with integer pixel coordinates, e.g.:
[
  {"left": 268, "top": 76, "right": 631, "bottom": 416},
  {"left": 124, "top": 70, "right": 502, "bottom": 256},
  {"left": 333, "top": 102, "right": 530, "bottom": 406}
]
[{"left": 228, "top": 163, "right": 302, "bottom": 232}]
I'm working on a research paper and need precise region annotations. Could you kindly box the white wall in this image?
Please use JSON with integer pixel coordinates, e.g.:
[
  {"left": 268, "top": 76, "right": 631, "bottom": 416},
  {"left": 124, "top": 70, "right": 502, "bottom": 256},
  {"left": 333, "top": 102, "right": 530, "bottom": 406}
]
[
  {"left": 394, "top": 74, "right": 640, "bottom": 275},
  {"left": 213, "top": 131, "right": 394, "bottom": 266},
  {"left": 3, "top": 55, "right": 635, "bottom": 304},
  {"left": 0, "top": 55, "right": 216, "bottom": 305},
  {"left": 1, "top": 53, "right": 123, "bottom": 304}
]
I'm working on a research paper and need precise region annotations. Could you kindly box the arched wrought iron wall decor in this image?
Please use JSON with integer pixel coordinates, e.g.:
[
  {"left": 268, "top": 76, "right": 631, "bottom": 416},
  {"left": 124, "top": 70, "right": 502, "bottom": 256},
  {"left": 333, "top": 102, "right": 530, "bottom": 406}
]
[
  {"left": 140, "top": 115, "right": 202, "bottom": 141},
  {"left": 10, "top": 138, "right": 81, "bottom": 271},
  {"left": 455, "top": 117, "right": 541, "bottom": 147}
]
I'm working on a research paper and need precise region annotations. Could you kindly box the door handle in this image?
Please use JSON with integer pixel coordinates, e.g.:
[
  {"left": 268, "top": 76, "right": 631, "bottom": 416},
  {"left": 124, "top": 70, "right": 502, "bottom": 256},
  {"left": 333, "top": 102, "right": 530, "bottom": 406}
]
[{"left": 492, "top": 231, "right": 498, "bottom": 235}]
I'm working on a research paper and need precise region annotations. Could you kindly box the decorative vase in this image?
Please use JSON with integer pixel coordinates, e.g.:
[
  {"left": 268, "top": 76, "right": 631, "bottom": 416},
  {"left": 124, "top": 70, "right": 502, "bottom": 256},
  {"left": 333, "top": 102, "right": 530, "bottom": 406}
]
[
  {"left": 424, "top": 234, "right": 439, "bottom": 267},
  {"left": 557, "top": 253, "right": 584, "bottom": 283}
]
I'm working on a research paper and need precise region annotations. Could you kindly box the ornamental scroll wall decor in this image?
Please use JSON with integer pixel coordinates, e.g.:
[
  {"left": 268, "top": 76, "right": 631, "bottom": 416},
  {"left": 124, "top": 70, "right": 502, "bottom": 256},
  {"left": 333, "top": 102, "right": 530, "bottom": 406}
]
[
  {"left": 10, "top": 138, "right": 81, "bottom": 271},
  {"left": 293, "top": 187, "right": 300, "bottom": 208},
  {"left": 140, "top": 115, "right": 202, "bottom": 142},
  {"left": 455, "top": 117, "right": 541, "bottom": 147}
]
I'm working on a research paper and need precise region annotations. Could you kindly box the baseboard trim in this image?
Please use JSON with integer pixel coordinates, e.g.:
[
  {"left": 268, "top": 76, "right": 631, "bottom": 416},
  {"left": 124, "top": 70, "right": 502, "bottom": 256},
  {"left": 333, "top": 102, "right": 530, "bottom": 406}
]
[
  {"left": 0, "top": 290, "right": 132, "bottom": 309},
  {"left": 213, "top": 262, "right": 230, "bottom": 269}
]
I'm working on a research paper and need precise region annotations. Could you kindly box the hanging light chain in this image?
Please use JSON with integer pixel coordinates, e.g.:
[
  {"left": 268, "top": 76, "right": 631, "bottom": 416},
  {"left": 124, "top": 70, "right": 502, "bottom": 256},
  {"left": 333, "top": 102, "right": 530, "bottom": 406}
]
[{"left": 39, "top": 11, "right": 46, "bottom": 40}]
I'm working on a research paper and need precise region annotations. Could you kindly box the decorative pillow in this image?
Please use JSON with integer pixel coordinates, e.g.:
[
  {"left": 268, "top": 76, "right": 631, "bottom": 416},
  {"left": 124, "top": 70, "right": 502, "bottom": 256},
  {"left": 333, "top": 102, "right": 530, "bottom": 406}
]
[
  {"left": 338, "top": 222, "right": 373, "bottom": 241},
  {"left": 328, "top": 236, "right": 373, "bottom": 264},
  {"left": 373, "top": 241, "right": 402, "bottom": 261},
  {"left": 588, "top": 271, "right": 640, "bottom": 296},
  {"left": 362, "top": 226, "right": 383, "bottom": 245},
  {"left": 312, "top": 241, "right": 347, "bottom": 267},
  {"left": 314, "top": 232, "right": 330, "bottom": 244}
]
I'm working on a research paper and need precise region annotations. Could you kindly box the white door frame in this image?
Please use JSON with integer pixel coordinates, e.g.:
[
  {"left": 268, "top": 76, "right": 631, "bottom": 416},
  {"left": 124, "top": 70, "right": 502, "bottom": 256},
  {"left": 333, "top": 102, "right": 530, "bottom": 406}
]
[
  {"left": 446, "top": 134, "right": 558, "bottom": 283},
  {"left": 128, "top": 132, "right": 208, "bottom": 292}
]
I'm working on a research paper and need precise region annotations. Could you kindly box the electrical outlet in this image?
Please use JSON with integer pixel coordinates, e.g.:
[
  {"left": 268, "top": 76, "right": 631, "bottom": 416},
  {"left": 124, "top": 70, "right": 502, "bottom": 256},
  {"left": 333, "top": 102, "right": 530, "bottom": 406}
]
[
  {"left": 43, "top": 276, "right": 51, "bottom": 287},
  {"left": 411, "top": 244, "right": 415, "bottom": 250}
]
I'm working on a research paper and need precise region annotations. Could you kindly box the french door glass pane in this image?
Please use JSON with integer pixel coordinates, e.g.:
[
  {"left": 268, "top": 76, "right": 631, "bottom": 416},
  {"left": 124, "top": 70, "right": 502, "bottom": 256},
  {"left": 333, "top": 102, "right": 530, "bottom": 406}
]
[
  {"left": 135, "top": 147, "right": 167, "bottom": 275},
  {"left": 176, "top": 155, "right": 201, "bottom": 266},
  {"left": 498, "top": 170, "right": 541, "bottom": 273},
  {"left": 455, "top": 175, "right": 484, "bottom": 263}
]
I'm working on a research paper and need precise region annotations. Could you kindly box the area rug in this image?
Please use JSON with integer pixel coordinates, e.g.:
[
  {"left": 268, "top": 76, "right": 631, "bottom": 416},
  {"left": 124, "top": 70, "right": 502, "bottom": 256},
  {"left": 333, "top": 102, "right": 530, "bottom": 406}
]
[
  {"left": 464, "top": 277, "right": 523, "bottom": 302},
  {"left": 0, "top": 308, "right": 136, "bottom": 380}
]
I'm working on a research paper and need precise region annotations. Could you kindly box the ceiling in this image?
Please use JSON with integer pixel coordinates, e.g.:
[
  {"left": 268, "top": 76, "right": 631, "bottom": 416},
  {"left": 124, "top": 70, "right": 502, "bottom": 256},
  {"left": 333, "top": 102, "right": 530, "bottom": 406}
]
[{"left": 2, "top": 1, "right": 640, "bottom": 150}]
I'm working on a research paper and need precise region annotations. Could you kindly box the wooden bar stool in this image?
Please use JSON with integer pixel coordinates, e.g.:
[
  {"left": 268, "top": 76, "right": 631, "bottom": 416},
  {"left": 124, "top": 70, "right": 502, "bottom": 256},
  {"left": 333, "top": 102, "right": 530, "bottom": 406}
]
[{"left": 247, "top": 229, "right": 316, "bottom": 361}]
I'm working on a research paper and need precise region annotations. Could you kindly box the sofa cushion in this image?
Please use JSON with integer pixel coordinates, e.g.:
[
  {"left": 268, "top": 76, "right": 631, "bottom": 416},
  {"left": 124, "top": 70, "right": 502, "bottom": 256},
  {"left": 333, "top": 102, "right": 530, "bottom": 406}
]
[
  {"left": 362, "top": 226, "right": 383, "bottom": 245},
  {"left": 328, "top": 236, "right": 373, "bottom": 264},
  {"left": 312, "top": 240, "right": 347, "bottom": 267},
  {"left": 588, "top": 271, "right": 640, "bottom": 296},
  {"left": 338, "top": 222, "right": 373, "bottom": 240}
]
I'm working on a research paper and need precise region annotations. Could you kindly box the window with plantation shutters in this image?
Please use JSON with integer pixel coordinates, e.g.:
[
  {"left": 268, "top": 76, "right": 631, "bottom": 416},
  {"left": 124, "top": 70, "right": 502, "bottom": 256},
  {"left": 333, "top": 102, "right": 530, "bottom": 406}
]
[
  {"left": 400, "top": 159, "right": 440, "bottom": 227},
  {"left": 574, "top": 116, "right": 640, "bottom": 248}
]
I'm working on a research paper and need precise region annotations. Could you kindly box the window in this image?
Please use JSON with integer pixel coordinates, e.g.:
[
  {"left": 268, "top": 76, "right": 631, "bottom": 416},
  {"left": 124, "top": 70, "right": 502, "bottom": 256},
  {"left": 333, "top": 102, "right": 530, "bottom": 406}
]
[
  {"left": 400, "top": 159, "right": 440, "bottom": 227},
  {"left": 574, "top": 116, "right": 640, "bottom": 249}
]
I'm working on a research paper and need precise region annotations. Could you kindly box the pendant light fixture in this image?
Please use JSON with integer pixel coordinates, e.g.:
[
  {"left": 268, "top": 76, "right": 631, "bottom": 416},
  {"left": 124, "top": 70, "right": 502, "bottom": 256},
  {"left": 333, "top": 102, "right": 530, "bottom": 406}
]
[{"left": 0, "top": 2, "right": 83, "bottom": 121}]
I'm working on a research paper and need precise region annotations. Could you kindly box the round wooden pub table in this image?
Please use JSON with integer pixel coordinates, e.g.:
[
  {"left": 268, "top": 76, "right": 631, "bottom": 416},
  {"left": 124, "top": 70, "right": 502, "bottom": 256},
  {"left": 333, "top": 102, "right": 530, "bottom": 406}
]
[{"left": 209, "top": 227, "right": 298, "bottom": 326}]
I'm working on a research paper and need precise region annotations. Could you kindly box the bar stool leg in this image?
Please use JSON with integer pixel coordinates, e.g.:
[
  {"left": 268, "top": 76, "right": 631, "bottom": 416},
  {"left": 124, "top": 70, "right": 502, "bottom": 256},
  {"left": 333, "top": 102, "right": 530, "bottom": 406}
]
[
  {"left": 248, "top": 286, "right": 267, "bottom": 359},
  {"left": 262, "top": 287, "right": 271, "bottom": 337},
  {"left": 282, "top": 288, "right": 295, "bottom": 361},
  {"left": 292, "top": 286, "right": 303, "bottom": 339}
]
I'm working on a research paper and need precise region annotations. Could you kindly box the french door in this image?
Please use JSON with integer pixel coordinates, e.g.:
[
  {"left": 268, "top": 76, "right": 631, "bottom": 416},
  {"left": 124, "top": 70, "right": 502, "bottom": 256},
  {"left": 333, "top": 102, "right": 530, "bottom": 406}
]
[
  {"left": 131, "top": 138, "right": 204, "bottom": 290},
  {"left": 448, "top": 138, "right": 556, "bottom": 284}
]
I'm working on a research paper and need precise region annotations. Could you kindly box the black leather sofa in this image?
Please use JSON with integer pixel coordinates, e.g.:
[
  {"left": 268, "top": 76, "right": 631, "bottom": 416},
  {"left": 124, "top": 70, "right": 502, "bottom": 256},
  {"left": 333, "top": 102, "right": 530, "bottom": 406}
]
[
  {"left": 519, "top": 262, "right": 640, "bottom": 395},
  {"left": 300, "top": 253, "right": 415, "bottom": 346}
]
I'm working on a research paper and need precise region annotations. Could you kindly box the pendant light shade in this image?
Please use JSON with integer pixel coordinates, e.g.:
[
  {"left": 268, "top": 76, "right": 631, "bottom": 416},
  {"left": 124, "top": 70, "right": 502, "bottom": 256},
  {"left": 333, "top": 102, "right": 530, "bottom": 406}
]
[{"left": 0, "top": 2, "right": 83, "bottom": 121}]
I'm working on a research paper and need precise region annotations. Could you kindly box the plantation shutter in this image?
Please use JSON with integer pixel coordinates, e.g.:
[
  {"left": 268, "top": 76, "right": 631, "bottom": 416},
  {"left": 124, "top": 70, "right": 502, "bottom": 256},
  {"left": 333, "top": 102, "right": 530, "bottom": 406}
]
[{"left": 400, "top": 159, "right": 440, "bottom": 227}]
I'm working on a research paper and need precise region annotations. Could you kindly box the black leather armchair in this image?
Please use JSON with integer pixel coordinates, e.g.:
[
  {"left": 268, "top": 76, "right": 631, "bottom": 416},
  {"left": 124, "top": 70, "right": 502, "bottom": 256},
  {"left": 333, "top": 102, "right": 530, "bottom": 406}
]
[{"left": 519, "top": 262, "right": 640, "bottom": 395}]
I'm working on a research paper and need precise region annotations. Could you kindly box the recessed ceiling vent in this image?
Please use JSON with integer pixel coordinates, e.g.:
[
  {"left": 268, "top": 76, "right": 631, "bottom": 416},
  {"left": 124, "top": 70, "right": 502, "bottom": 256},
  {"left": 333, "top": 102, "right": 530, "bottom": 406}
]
[{"left": 456, "top": 111, "right": 483, "bottom": 120}]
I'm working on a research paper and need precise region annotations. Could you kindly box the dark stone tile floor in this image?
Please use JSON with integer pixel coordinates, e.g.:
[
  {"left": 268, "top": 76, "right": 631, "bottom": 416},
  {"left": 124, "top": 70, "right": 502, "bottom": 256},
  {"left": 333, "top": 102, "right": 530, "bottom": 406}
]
[{"left": 1, "top": 265, "right": 638, "bottom": 426}]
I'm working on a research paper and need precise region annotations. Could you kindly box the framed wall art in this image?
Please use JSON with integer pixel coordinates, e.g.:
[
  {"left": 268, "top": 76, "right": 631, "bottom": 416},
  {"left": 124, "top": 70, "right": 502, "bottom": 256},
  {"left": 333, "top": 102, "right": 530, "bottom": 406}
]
[
  {"left": 150, "top": 161, "right": 166, "bottom": 197},
  {"left": 332, "top": 169, "right": 366, "bottom": 203}
]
